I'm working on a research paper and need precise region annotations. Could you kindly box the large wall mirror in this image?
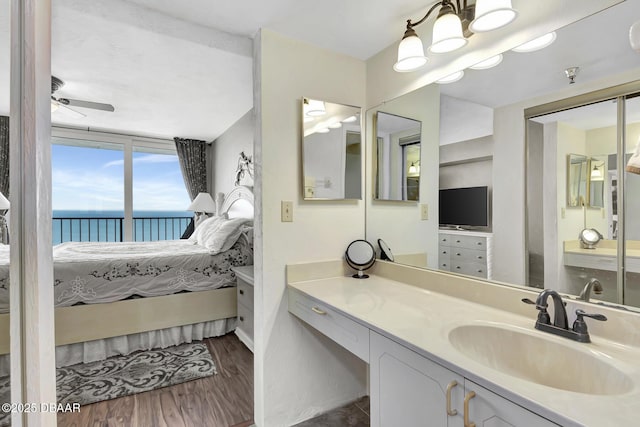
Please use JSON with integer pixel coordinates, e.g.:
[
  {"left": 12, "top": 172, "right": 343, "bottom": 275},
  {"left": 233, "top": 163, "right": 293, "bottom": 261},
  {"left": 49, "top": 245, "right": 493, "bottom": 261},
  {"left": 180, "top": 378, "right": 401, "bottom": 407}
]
[
  {"left": 302, "top": 97, "right": 361, "bottom": 200},
  {"left": 365, "top": 0, "right": 640, "bottom": 310},
  {"left": 374, "top": 112, "right": 421, "bottom": 202}
]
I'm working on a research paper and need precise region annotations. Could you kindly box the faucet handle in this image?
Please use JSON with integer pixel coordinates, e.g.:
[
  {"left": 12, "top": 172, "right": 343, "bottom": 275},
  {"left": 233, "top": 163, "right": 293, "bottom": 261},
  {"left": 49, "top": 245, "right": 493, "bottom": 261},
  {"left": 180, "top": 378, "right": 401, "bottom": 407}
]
[
  {"left": 521, "top": 298, "right": 536, "bottom": 305},
  {"left": 521, "top": 298, "right": 551, "bottom": 325},
  {"left": 575, "top": 309, "right": 607, "bottom": 322}
]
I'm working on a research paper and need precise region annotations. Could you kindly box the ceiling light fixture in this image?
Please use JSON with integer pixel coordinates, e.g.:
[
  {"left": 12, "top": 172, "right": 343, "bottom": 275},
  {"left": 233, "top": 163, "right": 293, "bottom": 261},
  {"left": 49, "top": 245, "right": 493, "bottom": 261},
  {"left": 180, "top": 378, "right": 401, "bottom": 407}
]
[
  {"left": 342, "top": 115, "right": 358, "bottom": 123},
  {"left": 469, "top": 54, "right": 503, "bottom": 70},
  {"left": 469, "top": 0, "right": 517, "bottom": 33},
  {"left": 303, "top": 98, "right": 327, "bottom": 117},
  {"left": 394, "top": 1, "right": 517, "bottom": 73},
  {"left": 591, "top": 164, "right": 602, "bottom": 179},
  {"left": 630, "top": 20, "right": 640, "bottom": 52},
  {"left": 328, "top": 122, "right": 342, "bottom": 129},
  {"left": 316, "top": 128, "right": 330, "bottom": 134},
  {"left": 436, "top": 70, "right": 464, "bottom": 84},
  {"left": 512, "top": 32, "right": 557, "bottom": 53}
]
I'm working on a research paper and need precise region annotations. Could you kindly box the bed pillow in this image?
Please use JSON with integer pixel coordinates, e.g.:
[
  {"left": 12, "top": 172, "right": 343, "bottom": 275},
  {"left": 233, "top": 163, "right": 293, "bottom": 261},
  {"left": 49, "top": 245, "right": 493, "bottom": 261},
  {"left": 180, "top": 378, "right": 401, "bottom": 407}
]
[
  {"left": 188, "top": 214, "right": 227, "bottom": 244},
  {"left": 199, "top": 217, "right": 252, "bottom": 255}
]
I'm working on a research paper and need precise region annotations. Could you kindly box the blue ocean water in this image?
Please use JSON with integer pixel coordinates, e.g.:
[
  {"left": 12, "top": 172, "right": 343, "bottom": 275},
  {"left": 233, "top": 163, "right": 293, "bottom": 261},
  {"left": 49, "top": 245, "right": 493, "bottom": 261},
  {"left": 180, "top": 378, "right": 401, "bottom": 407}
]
[{"left": 52, "top": 210, "right": 193, "bottom": 245}]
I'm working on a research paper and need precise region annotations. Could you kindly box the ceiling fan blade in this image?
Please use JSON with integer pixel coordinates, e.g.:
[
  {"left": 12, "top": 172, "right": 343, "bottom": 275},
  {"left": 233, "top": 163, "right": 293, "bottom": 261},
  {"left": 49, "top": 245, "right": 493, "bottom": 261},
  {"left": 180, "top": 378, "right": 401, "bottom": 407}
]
[
  {"left": 56, "top": 103, "right": 86, "bottom": 119},
  {"left": 59, "top": 98, "right": 115, "bottom": 112}
]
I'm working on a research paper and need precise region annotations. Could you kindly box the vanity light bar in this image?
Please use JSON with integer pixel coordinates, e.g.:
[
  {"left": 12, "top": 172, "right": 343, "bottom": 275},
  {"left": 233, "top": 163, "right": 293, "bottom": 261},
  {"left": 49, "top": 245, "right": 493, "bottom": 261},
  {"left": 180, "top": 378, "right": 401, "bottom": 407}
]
[
  {"left": 436, "top": 70, "right": 464, "bottom": 84},
  {"left": 512, "top": 32, "right": 557, "bottom": 53},
  {"left": 469, "top": 54, "right": 503, "bottom": 70}
]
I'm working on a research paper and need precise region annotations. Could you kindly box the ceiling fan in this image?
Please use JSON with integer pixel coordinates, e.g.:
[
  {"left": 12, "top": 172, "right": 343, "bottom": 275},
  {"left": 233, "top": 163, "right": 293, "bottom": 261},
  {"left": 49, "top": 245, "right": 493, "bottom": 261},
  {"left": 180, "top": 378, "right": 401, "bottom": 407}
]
[{"left": 51, "top": 76, "right": 115, "bottom": 118}]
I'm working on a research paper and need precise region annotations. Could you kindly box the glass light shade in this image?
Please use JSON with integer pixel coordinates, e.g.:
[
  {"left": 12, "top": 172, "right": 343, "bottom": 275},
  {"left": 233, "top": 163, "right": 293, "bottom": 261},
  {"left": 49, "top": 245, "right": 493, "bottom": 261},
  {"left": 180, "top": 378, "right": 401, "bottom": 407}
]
[
  {"left": 306, "top": 99, "right": 327, "bottom": 116},
  {"left": 187, "top": 192, "right": 216, "bottom": 213},
  {"left": 303, "top": 116, "right": 314, "bottom": 123},
  {"left": 429, "top": 13, "right": 468, "bottom": 54},
  {"left": 316, "top": 128, "right": 330, "bottom": 134},
  {"left": 0, "top": 193, "right": 9, "bottom": 210},
  {"left": 470, "top": 54, "right": 503, "bottom": 70},
  {"left": 328, "top": 122, "right": 342, "bottom": 129},
  {"left": 394, "top": 35, "right": 428, "bottom": 72},
  {"left": 591, "top": 166, "right": 602, "bottom": 179},
  {"left": 469, "top": 0, "right": 517, "bottom": 33},
  {"left": 630, "top": 21, "right": 640, "bottom": 52},
  {"left": 436, "top": 70, "right": 464, "bottom": 84},
  {"left": 51, "top": 100, "right": 60, "bottom": 113},
  {"left": 512, "top": 32, "right": 557, "bottom": 53},
  {"left": 342, "top": 115, "right": 357, "bottom": 123}
]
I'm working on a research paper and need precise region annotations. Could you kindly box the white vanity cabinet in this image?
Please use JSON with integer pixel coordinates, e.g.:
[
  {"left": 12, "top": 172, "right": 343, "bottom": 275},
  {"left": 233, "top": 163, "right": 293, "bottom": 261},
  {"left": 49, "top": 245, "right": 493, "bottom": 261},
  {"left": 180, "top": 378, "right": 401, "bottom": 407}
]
[{"left": 370, "top": 331, "right": 558, "bottom": 427}]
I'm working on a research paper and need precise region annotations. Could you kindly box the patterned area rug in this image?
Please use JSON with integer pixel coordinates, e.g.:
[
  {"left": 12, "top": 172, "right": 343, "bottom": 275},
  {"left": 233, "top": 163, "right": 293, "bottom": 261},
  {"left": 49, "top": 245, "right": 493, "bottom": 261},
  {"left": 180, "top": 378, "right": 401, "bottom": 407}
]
[{"left": 0, "top": 341, "right": 216, "bottom": 426}]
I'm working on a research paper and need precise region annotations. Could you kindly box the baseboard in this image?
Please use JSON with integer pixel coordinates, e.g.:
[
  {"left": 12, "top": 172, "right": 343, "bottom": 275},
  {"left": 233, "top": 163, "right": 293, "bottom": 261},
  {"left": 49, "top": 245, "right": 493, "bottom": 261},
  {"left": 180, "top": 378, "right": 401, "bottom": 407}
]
[{"left": 235, "top": 328, "right": 254, "bottom": 353}]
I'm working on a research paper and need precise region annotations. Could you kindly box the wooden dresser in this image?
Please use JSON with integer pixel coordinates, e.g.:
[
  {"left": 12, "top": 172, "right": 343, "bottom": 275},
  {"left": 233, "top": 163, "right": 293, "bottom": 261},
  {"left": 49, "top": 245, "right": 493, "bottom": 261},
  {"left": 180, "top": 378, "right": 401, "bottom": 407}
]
[{"left": 438, "top": 230, "right": 493, "bottom": 279}]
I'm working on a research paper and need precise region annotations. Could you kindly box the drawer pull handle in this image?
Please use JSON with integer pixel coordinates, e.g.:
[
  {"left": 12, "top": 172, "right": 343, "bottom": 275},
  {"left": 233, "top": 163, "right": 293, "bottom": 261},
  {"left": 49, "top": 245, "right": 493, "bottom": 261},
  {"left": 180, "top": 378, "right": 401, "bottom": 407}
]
[
  {"left": 477, "top": 256, "right": 482, "bottom": 259},
  {"left": 446, "top": 380, "right": 458, "bottom": 416},
  {"left": 456, "top": 253, "right": 461, "bottom": 256},
  {"left": 477, "top": 270, "right": 483, "bottom": 273},
  {"left": 239, "top": 289, "right": 244, "bottom": 295},
  {"left": 476, "top": 242, "right": 482, "bottom": 245},
  {"left": 464, "top": 391, "right": 476, "bottom": 427},
  {"left": 456, "top": 240, "right": 461, "bottom": 243},
  {"left": 442, "top": 251, "right": 447, "bottom": 254},
  {"left": 311, "top": 306, "right": 327, "bottom": 315},
  {"left": 456, "top": 266, "right": 461, "bottom": 269},
  {"left": 239, "top": 316, "right": 244, "bottom": 322},
  {"left": 442, "top": 264, "right": 447, "bottom": 267}
]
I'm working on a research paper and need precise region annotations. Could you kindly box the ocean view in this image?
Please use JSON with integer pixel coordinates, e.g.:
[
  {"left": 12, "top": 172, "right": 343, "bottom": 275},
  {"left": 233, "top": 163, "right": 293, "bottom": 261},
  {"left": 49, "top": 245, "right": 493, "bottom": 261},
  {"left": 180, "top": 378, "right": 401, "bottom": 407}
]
[{"left": 52, "top": 210, "right": 193, "bottom": 245}]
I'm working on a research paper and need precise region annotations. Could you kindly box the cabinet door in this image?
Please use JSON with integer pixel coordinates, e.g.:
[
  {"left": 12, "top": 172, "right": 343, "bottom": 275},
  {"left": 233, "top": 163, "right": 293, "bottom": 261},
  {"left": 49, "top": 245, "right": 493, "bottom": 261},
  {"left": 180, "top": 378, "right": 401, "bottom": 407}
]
[
  {"left": 370, "top": 331, "right": 464, "bottom": 427},
  {"left": 464, "top": 380, "right": 559, "bottom": 427}
]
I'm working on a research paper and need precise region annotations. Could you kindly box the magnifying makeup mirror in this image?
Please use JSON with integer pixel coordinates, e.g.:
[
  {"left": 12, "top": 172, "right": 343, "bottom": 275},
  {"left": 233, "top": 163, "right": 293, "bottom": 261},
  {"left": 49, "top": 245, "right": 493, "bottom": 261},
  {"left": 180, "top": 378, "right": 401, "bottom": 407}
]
[
  {"left": 345, "top": 240, "right": 376, "bottom": 279},
  {"left": 378, "top": 239, "right": 394, "bottom": 262}
]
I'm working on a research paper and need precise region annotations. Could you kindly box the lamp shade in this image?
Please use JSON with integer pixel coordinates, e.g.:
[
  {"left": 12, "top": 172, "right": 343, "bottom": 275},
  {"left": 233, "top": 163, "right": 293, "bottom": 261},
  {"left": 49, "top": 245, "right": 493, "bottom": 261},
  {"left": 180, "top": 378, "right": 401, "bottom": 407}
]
[
  {"left": 630, "top": 20, "right": 640, "bottom": 52},
  {"left": 470, "top": 0, "right": 517, "bottom": 33},
  {"left": 394, "top": 33, "right": 428, "bottom": 72},
  {"left": 305, "top": 99, "right": 327, "bottom": 117},
  {"left": 512, "top": 32, "right": 557, "bottom": 53},
  {"left": 0, "top": 193, "right": 8, "bottom": 210},
  {"left": 429, "top": 12, "right": 467, "bottom": 54},
  {"left": 187, "top": 192, "right": 216, "bottom": 213}
]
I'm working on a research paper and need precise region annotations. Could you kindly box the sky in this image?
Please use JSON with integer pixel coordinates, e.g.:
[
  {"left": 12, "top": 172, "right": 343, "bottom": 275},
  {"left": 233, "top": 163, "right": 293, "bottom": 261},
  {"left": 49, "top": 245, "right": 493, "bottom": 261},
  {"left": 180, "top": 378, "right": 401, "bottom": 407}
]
[{"left": 52, "top": 144, "right": 191, "bottom": 212}]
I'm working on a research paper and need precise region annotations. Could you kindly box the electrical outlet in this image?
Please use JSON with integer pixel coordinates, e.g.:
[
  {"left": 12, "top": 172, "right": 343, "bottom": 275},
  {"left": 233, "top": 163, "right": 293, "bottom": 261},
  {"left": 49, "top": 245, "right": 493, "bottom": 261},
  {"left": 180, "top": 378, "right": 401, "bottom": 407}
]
[
  {"left": 281, "top": 201, "right": 293, "bottom": 222},
  {"left": 561, "top": 207, "right": 566, "bottom": 219},
  {"left": 420, "top": 204, "right": 428, "bottom": 220}
]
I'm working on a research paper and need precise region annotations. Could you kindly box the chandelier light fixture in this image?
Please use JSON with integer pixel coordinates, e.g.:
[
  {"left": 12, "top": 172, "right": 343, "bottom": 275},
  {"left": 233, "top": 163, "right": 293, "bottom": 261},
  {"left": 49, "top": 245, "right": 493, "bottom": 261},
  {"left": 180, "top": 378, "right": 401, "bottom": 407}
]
[{"left": 394, "top": 0, "right": 517, "bottom": 73}]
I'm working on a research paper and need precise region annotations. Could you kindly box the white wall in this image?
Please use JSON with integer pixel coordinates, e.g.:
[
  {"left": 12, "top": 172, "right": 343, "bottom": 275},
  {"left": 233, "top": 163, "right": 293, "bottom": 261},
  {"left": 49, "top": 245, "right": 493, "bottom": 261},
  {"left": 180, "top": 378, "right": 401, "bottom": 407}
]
[
  {"left": 254, "top": 29, "right": 367, "bottom": 427},
  {"left": 210, "top": 108, "right": 254, "bottom": 196}
]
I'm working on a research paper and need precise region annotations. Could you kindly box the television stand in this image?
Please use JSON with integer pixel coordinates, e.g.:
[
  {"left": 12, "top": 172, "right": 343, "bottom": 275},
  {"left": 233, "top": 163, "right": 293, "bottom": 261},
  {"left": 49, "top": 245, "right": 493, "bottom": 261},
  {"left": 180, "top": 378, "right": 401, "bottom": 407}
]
[{"left": 438, "top": 230, "right": 493, "bottom": 280}]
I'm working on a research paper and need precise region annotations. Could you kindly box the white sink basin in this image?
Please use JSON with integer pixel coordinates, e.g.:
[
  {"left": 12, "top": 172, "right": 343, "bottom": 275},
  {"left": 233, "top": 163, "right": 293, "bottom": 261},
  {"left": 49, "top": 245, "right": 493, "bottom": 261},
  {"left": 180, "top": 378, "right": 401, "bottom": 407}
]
[{"left": 448, "top": 324, "right": 634, "bottom": 395}]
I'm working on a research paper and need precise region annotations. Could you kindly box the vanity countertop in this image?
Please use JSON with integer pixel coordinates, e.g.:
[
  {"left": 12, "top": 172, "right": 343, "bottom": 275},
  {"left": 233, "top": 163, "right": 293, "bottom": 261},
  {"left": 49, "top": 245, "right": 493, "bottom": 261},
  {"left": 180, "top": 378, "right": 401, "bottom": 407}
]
[
  {"left": 288, "top": 264, "right": 640, "bottom": 427},
  {"left": 564, "top": 240, "right": 640, "bottom": 273}
]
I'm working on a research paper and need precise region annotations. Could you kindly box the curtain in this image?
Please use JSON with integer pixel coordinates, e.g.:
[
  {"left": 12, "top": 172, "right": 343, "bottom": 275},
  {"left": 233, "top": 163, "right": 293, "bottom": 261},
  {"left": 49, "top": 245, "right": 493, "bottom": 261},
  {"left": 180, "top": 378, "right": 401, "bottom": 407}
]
[
  {"left": 174, "top": 137, "right": 208, "bottom": 239},
  {"left": 174, "top": 137, "right": 208, "bottom": 200},
  {"left": 0, "top": 117, "right": 8, "bottom": 244}
]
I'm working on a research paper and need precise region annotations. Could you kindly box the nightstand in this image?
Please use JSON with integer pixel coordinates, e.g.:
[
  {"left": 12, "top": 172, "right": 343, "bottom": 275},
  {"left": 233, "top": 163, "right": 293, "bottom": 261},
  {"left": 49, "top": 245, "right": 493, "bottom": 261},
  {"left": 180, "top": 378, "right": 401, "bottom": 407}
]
[{"left": 232, "top": 265, "right": 254, "bottom": 352}]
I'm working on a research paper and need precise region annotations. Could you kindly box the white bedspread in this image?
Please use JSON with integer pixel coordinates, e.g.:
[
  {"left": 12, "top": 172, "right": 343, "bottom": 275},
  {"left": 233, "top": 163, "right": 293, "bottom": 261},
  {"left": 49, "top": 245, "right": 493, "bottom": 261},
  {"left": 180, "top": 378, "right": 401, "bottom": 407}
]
[{"left": 0, "top": 236, "right": 252, "bottom": 313}]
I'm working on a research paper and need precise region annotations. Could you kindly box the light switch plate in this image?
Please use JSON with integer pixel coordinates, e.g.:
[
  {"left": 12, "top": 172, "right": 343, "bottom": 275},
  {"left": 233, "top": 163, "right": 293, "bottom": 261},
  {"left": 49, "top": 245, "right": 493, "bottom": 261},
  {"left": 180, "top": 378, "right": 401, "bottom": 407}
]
[
  {"left": 420, "top": 204, "right": 428, "bottom": 220},
  {"left": 281, "top": 201, "right": 293, "bottom": 222}
]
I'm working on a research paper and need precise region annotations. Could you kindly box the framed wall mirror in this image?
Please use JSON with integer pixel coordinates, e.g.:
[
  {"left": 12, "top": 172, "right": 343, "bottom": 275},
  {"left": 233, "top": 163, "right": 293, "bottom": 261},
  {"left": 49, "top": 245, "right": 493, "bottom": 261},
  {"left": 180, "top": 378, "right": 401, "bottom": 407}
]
[
  {"left": 373, "top": 112, "right": 422, "bottom": 202},
  {"left": 302, "top": 97, "right": 361, "bottom": 200},
  {"left": 567, "top": 154, "right": 589, "bottom": 207}
]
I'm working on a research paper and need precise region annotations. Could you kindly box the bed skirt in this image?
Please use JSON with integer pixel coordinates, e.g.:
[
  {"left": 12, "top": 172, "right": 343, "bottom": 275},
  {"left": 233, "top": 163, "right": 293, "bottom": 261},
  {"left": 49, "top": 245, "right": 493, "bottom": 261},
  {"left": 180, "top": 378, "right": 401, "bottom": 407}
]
[{"left": 0, "top": 317, "right": 236, "bottom": 377}]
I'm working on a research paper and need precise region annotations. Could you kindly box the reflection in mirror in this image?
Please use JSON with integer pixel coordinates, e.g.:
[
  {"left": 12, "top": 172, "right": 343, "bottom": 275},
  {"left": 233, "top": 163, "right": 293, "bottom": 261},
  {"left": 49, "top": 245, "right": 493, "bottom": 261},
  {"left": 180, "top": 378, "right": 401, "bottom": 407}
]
[
  {"left": 567, "top": 154, "right": 589, "bottom": 207},
  {"left": 302, "top": 98, "right": 361, "bottom": 200},
  {"left": 374, "top": 112, "right": 421, "bottom": 201},
  {"left": 366, "top": 1, "right": 640, "bottom": 310}
]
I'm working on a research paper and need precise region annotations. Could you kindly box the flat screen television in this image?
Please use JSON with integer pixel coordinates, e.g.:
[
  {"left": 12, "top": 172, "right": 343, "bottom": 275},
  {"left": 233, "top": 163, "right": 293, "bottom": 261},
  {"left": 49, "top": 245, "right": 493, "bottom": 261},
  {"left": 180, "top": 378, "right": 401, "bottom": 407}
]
[{"left": 439, "top": 186, "right": 490, "bottom": 228}]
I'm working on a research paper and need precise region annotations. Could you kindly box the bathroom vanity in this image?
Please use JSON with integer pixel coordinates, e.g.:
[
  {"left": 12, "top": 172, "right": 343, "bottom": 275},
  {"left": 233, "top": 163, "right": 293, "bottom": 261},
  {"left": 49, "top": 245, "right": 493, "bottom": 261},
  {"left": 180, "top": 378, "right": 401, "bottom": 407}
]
[{"left": 287, "top": 260, "right": 640, "bottom": 427}]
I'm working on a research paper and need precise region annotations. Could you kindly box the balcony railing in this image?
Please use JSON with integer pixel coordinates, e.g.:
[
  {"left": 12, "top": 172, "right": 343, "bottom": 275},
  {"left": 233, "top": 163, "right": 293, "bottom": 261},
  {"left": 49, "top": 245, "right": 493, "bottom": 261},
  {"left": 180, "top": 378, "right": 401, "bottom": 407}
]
[{"left": 52, "top": 216, "right": 192, "bottom": 245}]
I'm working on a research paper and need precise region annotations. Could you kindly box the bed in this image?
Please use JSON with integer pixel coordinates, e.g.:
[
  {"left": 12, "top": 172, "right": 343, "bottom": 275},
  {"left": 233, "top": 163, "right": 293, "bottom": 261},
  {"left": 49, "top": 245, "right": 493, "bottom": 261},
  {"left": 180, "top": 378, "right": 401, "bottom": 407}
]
[{"left": 0, "top": 185, "right": 254, "bottom": 371}]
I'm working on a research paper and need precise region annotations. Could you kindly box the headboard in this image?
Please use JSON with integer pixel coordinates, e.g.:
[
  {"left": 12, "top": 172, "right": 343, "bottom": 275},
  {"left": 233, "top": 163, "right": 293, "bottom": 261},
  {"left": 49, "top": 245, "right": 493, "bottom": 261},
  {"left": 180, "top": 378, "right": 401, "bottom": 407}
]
[{"left": 217, "top": 186, "right": 254, "bottom": 219}]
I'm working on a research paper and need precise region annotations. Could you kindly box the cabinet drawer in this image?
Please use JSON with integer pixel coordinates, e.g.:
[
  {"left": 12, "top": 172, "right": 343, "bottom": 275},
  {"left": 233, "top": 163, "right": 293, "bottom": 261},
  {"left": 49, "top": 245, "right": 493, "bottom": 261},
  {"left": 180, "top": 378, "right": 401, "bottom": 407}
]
[
  {"left": 237, "top": 303, "right": 254, "bottom": 341},
  {"left": 288, "top": 289, "right": 369, "bottom": 362},
  {"left": 449, "top": 247, "right": 486, "bottom": 264},
  {"left": 450, "top": 235, "right": 486, "bottom": 249},
  {"left": 237, "top": 279, "right": 254, "bottom": 311}
]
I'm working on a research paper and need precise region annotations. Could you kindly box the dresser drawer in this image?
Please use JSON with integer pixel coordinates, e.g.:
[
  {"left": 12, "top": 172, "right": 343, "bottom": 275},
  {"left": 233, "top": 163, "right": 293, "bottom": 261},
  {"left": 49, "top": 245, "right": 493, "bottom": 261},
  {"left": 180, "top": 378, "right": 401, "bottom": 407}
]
[
  {"left": 449, "top": 247, "right": 486, "bottom": 264},
  {"left": 237, "top": 279, "right": 254, "bottom": 311},
  {"left": 450, "top": 262, "right": 488, "bottom": 279},
  {"left": 237, "top": 303, "right": 254, "bottom": 341},
  {"left": 449, "top": 235, "right": 487, "bottom": 249},
  {"left": 288, "top": 289, "right": 369, "bottom": 362}
]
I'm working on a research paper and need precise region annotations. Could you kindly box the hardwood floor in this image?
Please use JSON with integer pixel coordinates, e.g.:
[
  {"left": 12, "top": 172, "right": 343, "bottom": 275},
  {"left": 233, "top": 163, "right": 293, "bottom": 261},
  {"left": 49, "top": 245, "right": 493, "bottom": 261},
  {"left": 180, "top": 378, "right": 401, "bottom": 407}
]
[{"left": 57, "top": 333, "right": 253, "bottom": 427}]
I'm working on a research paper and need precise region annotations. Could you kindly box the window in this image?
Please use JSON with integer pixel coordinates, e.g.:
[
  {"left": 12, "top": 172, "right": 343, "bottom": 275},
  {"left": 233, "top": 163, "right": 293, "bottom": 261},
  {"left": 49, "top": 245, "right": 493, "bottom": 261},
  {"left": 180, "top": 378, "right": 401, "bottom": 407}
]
[{"left": 52, "top": 130, "right": 191, "bottom": 244}]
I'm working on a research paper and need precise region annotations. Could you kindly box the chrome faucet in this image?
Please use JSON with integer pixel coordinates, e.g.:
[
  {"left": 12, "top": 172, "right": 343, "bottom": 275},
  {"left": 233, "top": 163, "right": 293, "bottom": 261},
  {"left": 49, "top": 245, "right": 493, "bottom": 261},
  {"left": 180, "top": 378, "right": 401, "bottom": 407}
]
[
  {"left": 522, "top": 289, "right": 607, "bottom": 343},
  {"left": 579, "top": 278, "right": 603, "bottom": 302}
]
